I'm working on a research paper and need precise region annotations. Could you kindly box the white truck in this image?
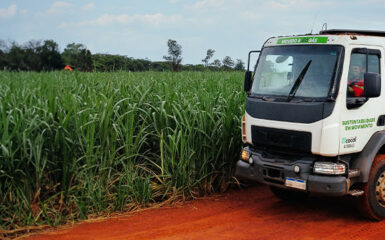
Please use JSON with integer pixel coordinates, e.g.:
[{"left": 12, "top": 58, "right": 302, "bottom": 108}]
[{"left": 236, "top": 29, "right": 385, "bottom": 220}]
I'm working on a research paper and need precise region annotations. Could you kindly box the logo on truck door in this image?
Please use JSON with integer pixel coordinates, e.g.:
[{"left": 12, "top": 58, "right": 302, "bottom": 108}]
[{"left": 342, "top": 136, "right": 357, "bottom": 148}]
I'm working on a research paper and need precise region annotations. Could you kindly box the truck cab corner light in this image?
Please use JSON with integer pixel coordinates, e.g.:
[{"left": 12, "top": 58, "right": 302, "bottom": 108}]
[
  {"left": 241, "top": 114, "right": 247, "bottom": 143},
  {"left": 313, "top": 162, "right": 346, "bottom": 175}
]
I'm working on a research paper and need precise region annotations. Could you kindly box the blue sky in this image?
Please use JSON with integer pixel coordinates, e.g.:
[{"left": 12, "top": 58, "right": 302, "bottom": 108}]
[{"left": 1, "top": 0, "right": 385, "bottom": 64}]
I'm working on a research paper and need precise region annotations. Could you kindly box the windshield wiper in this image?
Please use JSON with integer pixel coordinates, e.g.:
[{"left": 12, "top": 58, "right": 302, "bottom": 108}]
[{"left": 286, "top": 60, "right": 312, "bottom": 102}]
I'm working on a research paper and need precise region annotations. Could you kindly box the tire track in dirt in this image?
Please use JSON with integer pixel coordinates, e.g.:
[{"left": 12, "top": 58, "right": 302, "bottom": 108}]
[{"left": 25, "top": 184, "right": 385, "bottom": 240}]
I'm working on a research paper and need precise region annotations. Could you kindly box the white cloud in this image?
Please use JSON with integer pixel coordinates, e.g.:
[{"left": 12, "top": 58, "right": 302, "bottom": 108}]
[
  {"left": 242, "top": 10, "right": 262, "bottom": 21},
  {"left": 192, "top": 0, "right": 226, "bottom": 10},
  {"left": 58, "top": 22, "right": 68, "bottom": 29},
  {"left": 0, "top": 4, "right": 17, "bottom": 18},
  {"left": 189, "top": 0, "right": 241, "bottom": 11},
  {"left": 78, "top": 13, "right": 182, "bottom": 26},
  {"left": 83, "top": 3, "right": 95, "bottom": 10},
  {"left": 46, "top": 1, "right": 71, "bottom": 14},
  {"left": 264, "top": 0, "right": 332, "bottom": 10}
]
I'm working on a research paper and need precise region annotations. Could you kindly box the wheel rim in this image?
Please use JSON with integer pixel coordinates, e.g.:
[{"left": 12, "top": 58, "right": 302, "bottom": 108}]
[{"left": 375, "top": 170, "right": 385, "bottom": 207}]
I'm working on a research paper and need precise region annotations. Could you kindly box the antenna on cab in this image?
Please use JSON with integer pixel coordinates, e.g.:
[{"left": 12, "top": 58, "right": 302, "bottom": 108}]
[
  {"left": 321, "top": 23, "right": 328, "bottom": 31},
  {"left": 310, "top": 12, "right": 319, "bottom": 34}
]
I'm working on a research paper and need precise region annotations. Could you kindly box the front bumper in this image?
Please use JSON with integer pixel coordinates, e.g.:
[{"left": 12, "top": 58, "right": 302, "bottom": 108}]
[{"left": 236, "top": 150, "right": 348, "bottom": 196}]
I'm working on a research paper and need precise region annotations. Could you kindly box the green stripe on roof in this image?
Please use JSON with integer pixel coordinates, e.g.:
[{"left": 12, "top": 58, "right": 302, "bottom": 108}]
[{"left": 277, "top": 37, "right": 328, "bottom": 44}]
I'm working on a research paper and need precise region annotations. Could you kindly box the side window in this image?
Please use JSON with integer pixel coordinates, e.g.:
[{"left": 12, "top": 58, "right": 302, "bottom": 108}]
[
  {"left": 368, "top": 55, "right": 380, "bottom": 73},
  {"left": 347, "top": 49, "right": 380, "bottom": 98}
]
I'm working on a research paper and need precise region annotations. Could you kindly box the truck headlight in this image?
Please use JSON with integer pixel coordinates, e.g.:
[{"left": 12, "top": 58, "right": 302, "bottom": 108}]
[
  {"left": 241, "top": 149, "right": 251, "bottom": 162},
  {"left": 313, "top": 162, "right": 346, "bottom": 175}
]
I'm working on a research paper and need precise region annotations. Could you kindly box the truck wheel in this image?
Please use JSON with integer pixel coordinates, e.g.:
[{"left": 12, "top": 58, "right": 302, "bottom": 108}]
[
  {"left": 358, "top": 154, "right": 385, "bottom": 220},
  {"left": 270, "top": 186, "right": 308, "bottom": 201}
]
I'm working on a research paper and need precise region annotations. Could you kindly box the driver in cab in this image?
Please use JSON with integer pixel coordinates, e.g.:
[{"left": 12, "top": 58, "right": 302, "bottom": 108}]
[{"left": 348, "top": 61, "right": 365, "bottom": 97}]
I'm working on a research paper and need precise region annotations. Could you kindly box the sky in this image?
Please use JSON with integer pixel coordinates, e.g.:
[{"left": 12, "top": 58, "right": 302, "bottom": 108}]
[{"left": 1, "top": 0, "right": 385, "bottom": 65}]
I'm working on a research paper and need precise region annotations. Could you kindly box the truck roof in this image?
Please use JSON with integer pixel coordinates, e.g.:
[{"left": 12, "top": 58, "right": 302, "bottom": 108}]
[
  {"left": 319, "top": 29, "right": 385, "bottom": 37},
  {"left": 264, "top": 29, "right": 385, "bottom": 47}
]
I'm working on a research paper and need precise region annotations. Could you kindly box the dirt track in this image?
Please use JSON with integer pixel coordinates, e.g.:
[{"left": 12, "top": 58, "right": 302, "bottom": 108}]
[{"left": 25, "top": 184, "right": 385, "bottom": 240}]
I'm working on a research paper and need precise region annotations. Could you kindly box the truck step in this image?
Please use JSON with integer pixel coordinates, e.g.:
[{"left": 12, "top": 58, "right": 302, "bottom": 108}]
[
  {"left": 348, "top": 169, "right": 360, "bottom": 178},
  {"left": 348, "top": 189, "right": 364, "bottom": 197}
]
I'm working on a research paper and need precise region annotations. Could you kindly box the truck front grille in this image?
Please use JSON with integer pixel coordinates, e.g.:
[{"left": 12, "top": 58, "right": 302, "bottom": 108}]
[{"left": 251, "top": 126, "right": 312, "bottom": 153}]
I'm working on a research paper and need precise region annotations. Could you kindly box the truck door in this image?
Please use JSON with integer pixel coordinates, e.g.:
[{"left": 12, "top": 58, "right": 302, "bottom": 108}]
[{"left": 339, "top": 47, "right": 384, "bottom": 154}]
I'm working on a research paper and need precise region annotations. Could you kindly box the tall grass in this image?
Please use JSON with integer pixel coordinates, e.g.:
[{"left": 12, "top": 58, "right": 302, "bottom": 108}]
[{"left": 0, "top": 71, "right": 245, "bottom": 230}]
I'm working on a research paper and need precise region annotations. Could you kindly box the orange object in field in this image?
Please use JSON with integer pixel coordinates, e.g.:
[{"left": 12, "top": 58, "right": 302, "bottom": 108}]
[{"left": 64, "top": 65, "right": 73, "bottom": 71}]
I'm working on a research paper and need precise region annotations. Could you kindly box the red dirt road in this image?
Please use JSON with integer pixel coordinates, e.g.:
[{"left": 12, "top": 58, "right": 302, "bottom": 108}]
[{"left": 25, "top": 184, "right": 385, "bottom": 240}]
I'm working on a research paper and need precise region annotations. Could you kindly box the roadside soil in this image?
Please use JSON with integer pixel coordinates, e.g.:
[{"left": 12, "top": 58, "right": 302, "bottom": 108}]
[{"left": 23, "top": 184, "right": 385, "bottom": 240}]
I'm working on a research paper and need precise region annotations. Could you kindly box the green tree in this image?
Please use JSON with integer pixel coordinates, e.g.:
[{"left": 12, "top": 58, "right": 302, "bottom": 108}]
[
  {"left": 163, "top": 39, "right": 182, "bottom": 72},
  {"left": 135, "top": 59, "right": 151, "bottom": 71},
  {"left": 38, "top": 40, "right": 63, "bottom": 71},
  {"left": 0, "top": 49, "right": 6, "bottom": 70},
  {"left": 212, "top": 59, "right": 222, "bottom": 69},
  {"left": 62, "top": 43, "right": 92, "bottom": 71},
  {"left": 7, "top": 42, "right": 28, "bottom": 70},
  {"left": 181, "top": 64, "right": 205, "bottom": 71},
  {"left": 92, "top": 54, "right": 124, "bottom": 71},
  {"left": 202, "top": 49, "right": 215, "bottom": 67},
  {"left": 150, "top": 61, "right": 171, "bottom": 71},
  {"left": 92, "top": 54, "right": 152, "bottom": 72},
  {"left": 222, "top": 56, "right": 234, "bottom": 69},
  {"left": 234, "top": 59, "right": 245, "bottom": 71},
  {"left": 0, "top": 40, "right": 9, "bottom": 69},
  {"left": 23, "top": 40, "right": 43, "bottom": 71},
  {"left": 1, "top": 40, "right": 40, "bottom": 71}
]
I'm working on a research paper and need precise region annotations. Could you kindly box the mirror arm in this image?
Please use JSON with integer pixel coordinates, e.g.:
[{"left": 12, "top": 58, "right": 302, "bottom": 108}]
[{"left": 247, "top": 50, "right": 261, "bottom": 71}]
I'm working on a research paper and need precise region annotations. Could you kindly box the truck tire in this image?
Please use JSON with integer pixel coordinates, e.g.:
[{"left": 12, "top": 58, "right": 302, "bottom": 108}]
[
  {"left": 358, "top": 154, "right": 385, "bottom": 220},
  {"left": 270, "top": 186, "right": 308, "bottom": 201}
]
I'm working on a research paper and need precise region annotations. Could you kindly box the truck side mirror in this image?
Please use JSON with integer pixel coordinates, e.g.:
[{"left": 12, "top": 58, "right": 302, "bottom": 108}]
[
  {"left": 245, "top": 50, "right": 260, "bottom": 93},
  {"left": 364, "top": 72, "right": 381, "bottom": 98},
  {"left": 244, "top": 70, "right": 252, "bottom": 92}
]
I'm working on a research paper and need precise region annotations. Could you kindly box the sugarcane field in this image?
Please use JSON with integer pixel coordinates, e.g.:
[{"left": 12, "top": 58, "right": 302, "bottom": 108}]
[{"left": 3, "top": 1, "right": 385, "bottom": 240}]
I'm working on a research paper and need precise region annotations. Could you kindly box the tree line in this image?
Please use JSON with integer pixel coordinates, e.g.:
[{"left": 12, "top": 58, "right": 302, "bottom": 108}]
[{"left": 0, "top": 39, "right": 245, "bottom": 72}]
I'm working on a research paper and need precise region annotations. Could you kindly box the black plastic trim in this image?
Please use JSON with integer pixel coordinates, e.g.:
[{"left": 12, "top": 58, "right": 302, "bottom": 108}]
[
  {"left": 352, "top": 48, "right": 381, "bottom": 57},
  {"left": 246, "top": 97, "right": 335, "bottom": 123},
  {"left": 235, "top": 157, "right": 347, "bottom": 196},
  {"left": 307, "top": 175, "right": 347, "bottom": 196},
  {"left": 377, "top": 115, "right": 385, "bottom": 126},
  {"left": 351, "top": 131, "right": 385, "bottom": 182},
  {"left": 329, "top": 46, "right": 345, "bottom": 100}
]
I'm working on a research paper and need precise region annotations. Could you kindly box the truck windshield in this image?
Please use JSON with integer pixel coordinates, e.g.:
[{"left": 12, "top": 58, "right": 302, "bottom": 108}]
[{"left": 251, "top": 45, "right": 343, "bottom": 99}]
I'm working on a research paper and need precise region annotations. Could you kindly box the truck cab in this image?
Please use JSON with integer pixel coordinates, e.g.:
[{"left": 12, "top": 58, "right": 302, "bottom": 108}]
[{"left": 236, "top": 29, "right": 385, "bottom": 220}]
